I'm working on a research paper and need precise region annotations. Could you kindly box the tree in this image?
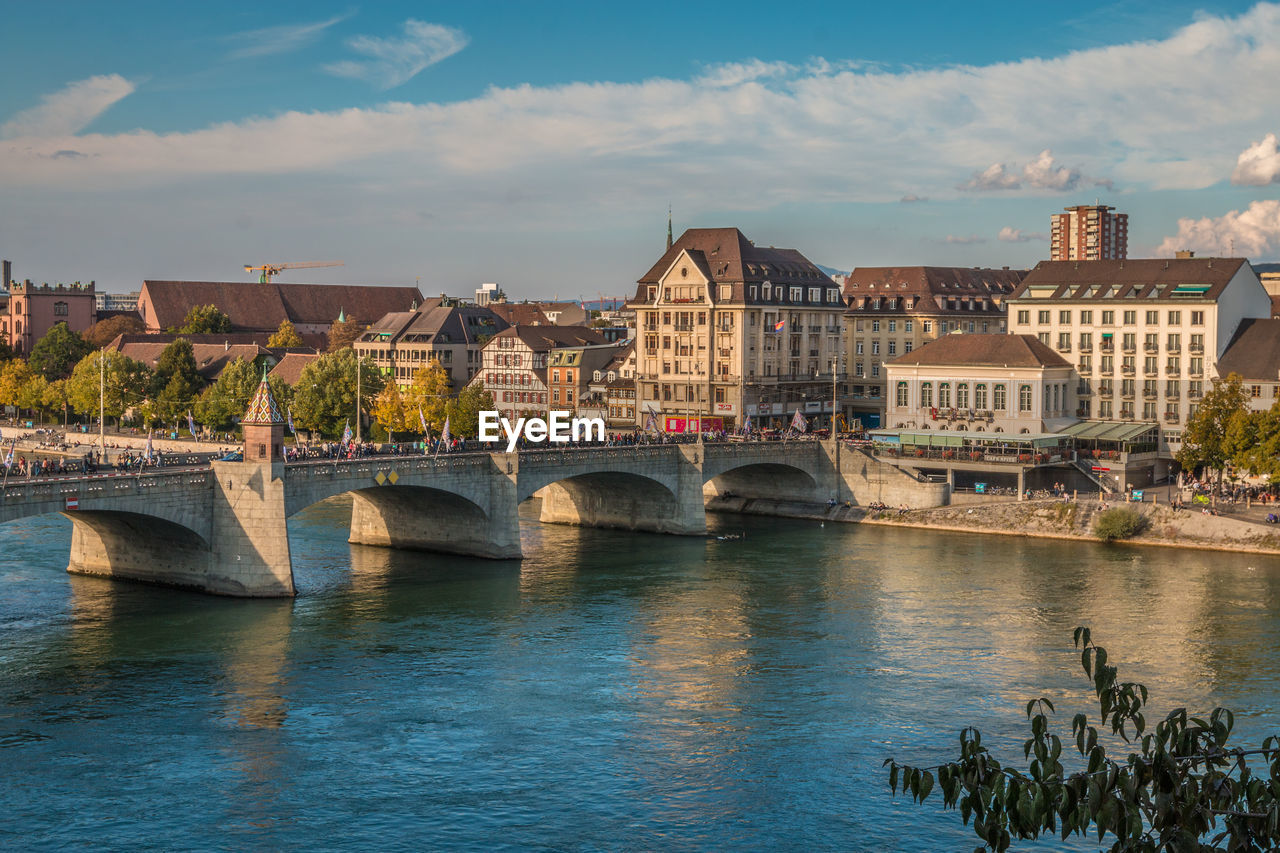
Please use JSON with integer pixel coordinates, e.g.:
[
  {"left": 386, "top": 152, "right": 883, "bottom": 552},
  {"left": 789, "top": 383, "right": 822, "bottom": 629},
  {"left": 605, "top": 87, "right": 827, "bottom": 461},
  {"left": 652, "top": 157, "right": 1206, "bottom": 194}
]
[
  {"left": 0, "top": 338, "right": 15, "bottom": 363},
  {"left": 887, "top": 628, "right": 1280, "bottom": 851},
  {"left": 373, "top": 381, "right": 414, "bottom": 438},
  {"left": 327, "top": 314, "right": 366, "bottom": 353},
  {"left": 193, "top": 358, "right": 292, "bottom": 432},
  {"left": 0, "top": 359, "right": 33, "bottom": 409},
  {"left": 176, "top": 304, "right": 232, "bottom": 334},
  {"left": 267, "top": 319, "right": 304, "bottom": 348},
  {"left": 83, "top": 314, "right": 145, "bottom": 349},
  {"left": 1231, "top": 402, "right": 1280, "bottom": 483},
  {"left": 446, "top": 383, "right": 495, "bottom": 438},
  {"left": 66, "top": 351, "right": 152, "bottom": 424},
  {"left": 403, "top": 361, "right": 452, "bottom": 433},
  {"left": 1177, "top": 373, "right": 1248, "bottom": 485},
  {"left": 291, "top": 349, "right": 383, "bottom": 438},
  {"left": 28, "top": 322, "right": 93, "bottom": 380},
  {"left": 42, "top": 379, "right": 71, "bottom": 427},
  {"left": 17, "top": 374, "right": 51, "bottom": 424}
]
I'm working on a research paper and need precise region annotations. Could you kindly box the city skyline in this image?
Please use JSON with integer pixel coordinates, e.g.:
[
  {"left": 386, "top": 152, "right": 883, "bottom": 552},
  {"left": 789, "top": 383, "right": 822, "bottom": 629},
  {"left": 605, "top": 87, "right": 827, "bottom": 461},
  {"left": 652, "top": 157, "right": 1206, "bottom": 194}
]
[{"left": 4, "top": 1, "right": 1280, "bottom": 296}]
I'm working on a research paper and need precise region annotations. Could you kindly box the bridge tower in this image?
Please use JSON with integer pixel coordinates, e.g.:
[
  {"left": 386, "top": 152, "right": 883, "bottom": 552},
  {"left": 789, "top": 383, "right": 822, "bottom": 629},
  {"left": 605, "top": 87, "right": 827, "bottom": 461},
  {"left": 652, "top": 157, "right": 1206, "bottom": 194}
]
[{"left": 242, "top": 367, "right": 285, "bottom": 463}]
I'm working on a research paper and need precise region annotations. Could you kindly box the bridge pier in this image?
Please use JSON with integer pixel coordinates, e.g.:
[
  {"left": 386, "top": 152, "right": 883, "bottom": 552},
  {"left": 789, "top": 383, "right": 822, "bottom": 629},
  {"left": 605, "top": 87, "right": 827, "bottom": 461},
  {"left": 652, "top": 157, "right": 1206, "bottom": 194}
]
[
  {"left": 208, "top": 460, "right": 295, "bottom": 597},
  {"left": 347, "top": 480, "right": 521, "bottom": 560}
]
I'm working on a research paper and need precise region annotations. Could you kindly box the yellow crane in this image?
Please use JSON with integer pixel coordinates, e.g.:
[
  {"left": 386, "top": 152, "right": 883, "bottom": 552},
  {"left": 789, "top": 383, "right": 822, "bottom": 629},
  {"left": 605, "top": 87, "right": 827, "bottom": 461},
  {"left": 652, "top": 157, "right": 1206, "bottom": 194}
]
[{"left": 244, "top": 260, "right": 344, "bottom": 284}]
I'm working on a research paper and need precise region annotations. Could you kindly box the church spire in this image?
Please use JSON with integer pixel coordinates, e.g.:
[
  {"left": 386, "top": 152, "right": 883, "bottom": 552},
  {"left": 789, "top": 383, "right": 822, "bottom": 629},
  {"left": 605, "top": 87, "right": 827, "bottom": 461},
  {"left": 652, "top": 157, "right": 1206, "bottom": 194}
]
[{"left": 666, "top": 206, "right": 673, "bottom": 251}]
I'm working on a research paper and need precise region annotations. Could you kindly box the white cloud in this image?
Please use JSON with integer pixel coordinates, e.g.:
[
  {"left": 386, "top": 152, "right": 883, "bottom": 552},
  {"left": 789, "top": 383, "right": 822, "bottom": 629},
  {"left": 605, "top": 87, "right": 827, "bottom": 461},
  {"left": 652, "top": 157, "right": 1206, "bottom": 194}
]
[
  {"left": 226, "top": 13, "right": 351, "bottom": 60},
  {"left": 1155, "top": 200, "right": 1280, "bottom": 257},
  {"left": 945, "top": 234, "right": 986, "bottom": 244},
  {"left": 1232, "top": 133, "right": 1280, "bottom": 186},
  {"left": 324, "top": 19, "right": 467, "bottom": 89},
  {"left": 0, "top": 74, "right": 135, "bottom": 139},
  {"left": 997, "top": 227, "right": 1048, "bottom": 243},
  {"left": 961, "top": 149, "right": 1096, "bottom": 192}
]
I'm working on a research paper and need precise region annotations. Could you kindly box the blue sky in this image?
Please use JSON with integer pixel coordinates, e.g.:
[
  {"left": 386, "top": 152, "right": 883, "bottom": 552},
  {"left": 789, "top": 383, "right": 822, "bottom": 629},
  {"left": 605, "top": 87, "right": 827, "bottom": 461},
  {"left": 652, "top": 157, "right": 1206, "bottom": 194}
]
[{"left": 4, "top": 1, "right": 1280, "bottom": 297}]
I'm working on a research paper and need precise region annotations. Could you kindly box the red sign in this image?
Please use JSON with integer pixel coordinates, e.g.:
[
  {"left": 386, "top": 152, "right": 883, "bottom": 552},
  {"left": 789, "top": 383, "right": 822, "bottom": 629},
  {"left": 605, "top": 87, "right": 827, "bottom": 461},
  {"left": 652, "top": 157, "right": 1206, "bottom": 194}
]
[
  {"left": 65, "top": 497, "right": 79, "bottom": 510},
  {"left": 663, "top": 416, "right": 725, "bottom": 434},
  {"left": 1091, "top": 466, "right": 1111, "bottom": 472}
]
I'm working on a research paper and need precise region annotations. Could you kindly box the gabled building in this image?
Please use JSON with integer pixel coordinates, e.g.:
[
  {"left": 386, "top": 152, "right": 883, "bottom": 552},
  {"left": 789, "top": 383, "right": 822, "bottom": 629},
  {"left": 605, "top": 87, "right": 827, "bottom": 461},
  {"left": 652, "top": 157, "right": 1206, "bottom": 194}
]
[
  {"left": 469, "top": 325, "right": 608, "bottom": 423},
  {"left": 628, "top": 228, "right": 845, "bottom": 432},
  {"left": 1216, "top": 318, "right": 1280, "bottom": 412},
  {"left": 547, "top": 342, "right": 629, "bottom": 414},
  {"left": 842, "top": 266, "right": 1023, "bottom": 427},
  {"left": 354, "top": 304, "right": 508, "bottom": 388}
]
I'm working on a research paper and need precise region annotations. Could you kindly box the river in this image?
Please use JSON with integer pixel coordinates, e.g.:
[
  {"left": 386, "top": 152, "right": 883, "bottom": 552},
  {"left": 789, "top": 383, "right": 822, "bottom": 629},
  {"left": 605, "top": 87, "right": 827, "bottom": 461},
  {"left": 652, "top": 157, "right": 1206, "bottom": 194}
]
[{"left": 2, "top": 499, "right": 1279, "bottom": 850}]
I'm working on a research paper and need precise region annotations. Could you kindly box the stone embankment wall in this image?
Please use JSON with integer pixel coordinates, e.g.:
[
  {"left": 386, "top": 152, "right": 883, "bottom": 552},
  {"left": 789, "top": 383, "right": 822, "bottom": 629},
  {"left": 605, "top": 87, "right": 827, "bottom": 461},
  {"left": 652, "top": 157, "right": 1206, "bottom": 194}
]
[{"left": 862, "top": 499, "right": 1280, "bottom": 556}]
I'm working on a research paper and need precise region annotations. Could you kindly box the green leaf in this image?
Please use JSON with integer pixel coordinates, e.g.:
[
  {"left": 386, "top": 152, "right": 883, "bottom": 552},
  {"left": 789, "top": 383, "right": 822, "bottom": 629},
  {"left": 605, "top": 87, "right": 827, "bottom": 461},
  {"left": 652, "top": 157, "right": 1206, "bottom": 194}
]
[{"left": 919, "top": 771, "right": 934, "bottom": 802}]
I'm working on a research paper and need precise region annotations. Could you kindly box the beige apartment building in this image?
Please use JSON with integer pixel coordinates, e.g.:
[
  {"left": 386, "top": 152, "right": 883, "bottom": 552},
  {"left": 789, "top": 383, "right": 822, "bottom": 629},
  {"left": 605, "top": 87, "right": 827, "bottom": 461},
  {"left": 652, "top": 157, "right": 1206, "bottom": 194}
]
[
  {"left": 1007, "top": 258, "right": 1270, "bottom": 452},
  {"left": 843, "top": 266, "right": 1023, "bottom": 427},
  {"left": 354, "top": 304, "right": 509, "bottom": 389},
  {"left": 628, "top": 228, "right": 844, "bottom": 432}
]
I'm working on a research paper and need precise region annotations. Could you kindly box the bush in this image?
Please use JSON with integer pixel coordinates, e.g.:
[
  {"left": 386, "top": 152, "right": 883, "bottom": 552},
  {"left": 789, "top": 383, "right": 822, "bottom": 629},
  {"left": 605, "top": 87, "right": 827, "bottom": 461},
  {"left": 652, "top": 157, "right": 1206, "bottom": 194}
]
[{"left": 1093, "top": 506, "right": 1147, "bottom": 542}]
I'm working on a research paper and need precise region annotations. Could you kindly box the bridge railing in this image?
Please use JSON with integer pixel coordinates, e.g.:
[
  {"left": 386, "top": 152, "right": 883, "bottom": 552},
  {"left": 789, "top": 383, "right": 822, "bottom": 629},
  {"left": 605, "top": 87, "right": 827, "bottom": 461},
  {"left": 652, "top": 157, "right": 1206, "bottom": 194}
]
[{"left": 0, "top": 468, "right": 211, "bottom": 505}]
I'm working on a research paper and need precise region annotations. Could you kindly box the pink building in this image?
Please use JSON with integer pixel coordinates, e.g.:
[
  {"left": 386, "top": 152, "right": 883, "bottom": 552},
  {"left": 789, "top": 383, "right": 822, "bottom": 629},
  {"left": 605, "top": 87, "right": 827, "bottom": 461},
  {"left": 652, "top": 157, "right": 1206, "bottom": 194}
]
[{"left": 1, "top": 274, "right": 97, "bottom": 354}]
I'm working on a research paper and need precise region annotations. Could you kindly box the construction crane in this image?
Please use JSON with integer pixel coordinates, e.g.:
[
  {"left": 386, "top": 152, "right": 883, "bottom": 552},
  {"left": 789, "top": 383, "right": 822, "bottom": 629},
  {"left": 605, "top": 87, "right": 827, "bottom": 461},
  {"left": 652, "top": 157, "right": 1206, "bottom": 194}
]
[{"left": 243, "top": 260, "right": 344, "bottom": 284}]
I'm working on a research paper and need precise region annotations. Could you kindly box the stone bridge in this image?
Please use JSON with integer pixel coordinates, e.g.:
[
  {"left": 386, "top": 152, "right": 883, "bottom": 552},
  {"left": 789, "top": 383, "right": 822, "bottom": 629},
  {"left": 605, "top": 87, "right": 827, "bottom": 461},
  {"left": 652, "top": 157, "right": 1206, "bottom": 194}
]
[{"left": 0, "top": 440, "right": 943, "bottom": 598}]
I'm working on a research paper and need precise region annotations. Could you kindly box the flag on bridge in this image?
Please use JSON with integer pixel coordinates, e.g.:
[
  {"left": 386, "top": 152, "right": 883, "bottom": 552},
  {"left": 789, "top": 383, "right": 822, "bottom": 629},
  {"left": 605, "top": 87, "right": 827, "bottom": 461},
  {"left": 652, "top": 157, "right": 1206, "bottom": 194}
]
[
  {"left": 644, "top": 410, "right": 658, "bottom": 433},
  {"left": 144, "top": 429, "right": 155, "bottom": 462},
  {"left": 187, "top": 410, "right": 197, "bottom": 437},
  {"left": 341, "top": 419, "right": 352, "bottom": 447},
  {"left": 3, "top": 441, "right": 13, "bottom": 469},
  {"left": 286, "top": 406, "right": 296, "bottom": 436},
  {"left": 418, "top": 406, "right": 428, "bottom": 436},
  {"left": 742, "top": 414, "right": 753, "bottom": 434},
  {"left": 441, "top": 415, "right": 451, "bottom": 445},
  {"left": 790, "top": 409, "right": 808, "bottom": 433}
]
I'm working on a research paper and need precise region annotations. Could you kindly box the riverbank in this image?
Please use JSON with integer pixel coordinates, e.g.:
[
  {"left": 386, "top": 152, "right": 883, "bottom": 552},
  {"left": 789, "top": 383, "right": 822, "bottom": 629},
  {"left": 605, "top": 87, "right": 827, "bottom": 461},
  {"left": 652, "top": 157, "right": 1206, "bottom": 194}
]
[
  {"left": 706, "top": 495, "right": 1280, "bottom": 556},
  {"left": 0, "top": 425, "right": 233, "bottom": 458}
]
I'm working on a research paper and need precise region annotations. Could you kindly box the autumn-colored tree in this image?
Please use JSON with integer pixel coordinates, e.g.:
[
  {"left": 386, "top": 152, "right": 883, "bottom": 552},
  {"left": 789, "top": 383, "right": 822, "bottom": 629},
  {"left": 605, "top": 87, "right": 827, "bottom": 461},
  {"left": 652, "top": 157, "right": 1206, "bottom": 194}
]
[
  {"left": 83, "top": 314, "right": 145, "bottom": 348},
  {"left": 373, "top": 380, "right": 415, "bottom": 439},
  {"left": 326, "top": 314, "right": 366, "bottom": 352},
  {"left": 403, "top": 361, "right": 452, "bottom": 433},
  {"left": 65, "top": 351, "right": 152, "bottom": 426},
  {"left": 445, "top": 383, "right": 495, "bottom": 438},
  {"left": 267, "top": 319, "right": 304, "bottom": 348},
  {"left": 0, "top": 359, "right": 34, "bottom": 409}
]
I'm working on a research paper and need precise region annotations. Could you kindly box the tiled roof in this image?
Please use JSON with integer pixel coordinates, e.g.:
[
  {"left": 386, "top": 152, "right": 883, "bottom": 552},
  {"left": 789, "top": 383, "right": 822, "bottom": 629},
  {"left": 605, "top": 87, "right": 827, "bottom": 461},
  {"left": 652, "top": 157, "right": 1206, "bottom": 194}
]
[
  {"left": 843, "top": 266, "right": 1024, "bottom": 315},
  {"left": 115, "top": 340, "right": 272, "bottom": 380},
  {"left": 140, "top": 280, "right": 424, "bottom": 331},
  {"left": 1217, "top": 318, "right": 1280, "bottom": 381},
  {"left": 268, "top": 352, "right": 321, "bottom": 386},
  {"left": 1010, "top": 259, "right": 1247, "bottom": 302},
  {"left": 487, "top": 303, "right": 552, "bottom": 326},
  {"left": 495, "top": 325, "right": 608, "bottom": 352},
  {"left": 243, "top": 377, "right": 284, "bottom": 425},
  {"left": 889, "top": 334, "right": 1072, "bottom": 368}
]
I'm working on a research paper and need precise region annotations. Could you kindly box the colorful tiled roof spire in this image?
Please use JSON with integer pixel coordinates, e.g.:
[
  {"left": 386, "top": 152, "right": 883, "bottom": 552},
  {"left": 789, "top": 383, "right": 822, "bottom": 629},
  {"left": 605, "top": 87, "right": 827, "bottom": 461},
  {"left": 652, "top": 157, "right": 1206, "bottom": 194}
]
[{"left": 242, "top": 365, "right": 284, "bottom": 425}]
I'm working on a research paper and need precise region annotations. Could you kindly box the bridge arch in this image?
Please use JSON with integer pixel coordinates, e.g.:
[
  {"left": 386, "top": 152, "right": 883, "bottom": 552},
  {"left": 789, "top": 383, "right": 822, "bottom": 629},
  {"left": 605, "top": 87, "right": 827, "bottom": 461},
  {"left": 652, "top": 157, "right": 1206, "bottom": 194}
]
[
  {"left": 702, "top": 461, "right": 822, "bottom": 503},
  {"left": 64, "top": 510, "right": 219, "bottom": 591}
]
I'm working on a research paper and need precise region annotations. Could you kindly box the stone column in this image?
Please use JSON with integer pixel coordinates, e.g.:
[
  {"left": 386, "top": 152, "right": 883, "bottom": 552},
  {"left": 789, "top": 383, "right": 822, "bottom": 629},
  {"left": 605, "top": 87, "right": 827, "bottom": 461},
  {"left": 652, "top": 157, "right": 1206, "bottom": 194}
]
[{"left": 209, "top": 459, "right": 295, "bottom": 597}]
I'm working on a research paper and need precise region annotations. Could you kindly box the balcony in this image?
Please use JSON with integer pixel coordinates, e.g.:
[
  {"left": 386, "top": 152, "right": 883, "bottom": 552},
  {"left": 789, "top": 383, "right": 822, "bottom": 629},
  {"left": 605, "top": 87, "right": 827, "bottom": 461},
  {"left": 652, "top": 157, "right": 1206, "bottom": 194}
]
[
  {"left": 1167, "top": 344, "right": 1180, "bottom": 354},
  {"left": 1057, "top": 343, "right": 1072, "bottom": 353},
  {"left": 1144, "top": 343, "right": 1159, "bottom": 353},
  {"left": 1121, "top": 410, "right": 1135, "bottom": 420},
  {"left": 1099, "top": 387, "right": 1113, "bottom": 397},
  {"left": 1077, "top": 362, "right": 1092, "bottom": 374},
  {"left": 1164, "top": 411, "right": 1180, "bottom": 423},
  {"left": 1190, "top": 342, "right": 1204, "bottom": 354},
  {"left": 1166, "top": 389, "right": 1181, "bottom": 400},
  {"left": 1076, "top": 384, "right": 1091, "bottom": 395},
  {"left": 672, "top": 323, "right": 694, "bottom": 331},
  {"left": 1142, "top": 390, "right": 1157, "bottom": 400},
  {"left": 1189, "top": 367, "right": 1203, "bottom": 378},
  {"left": 1122, "top": 389, "right": 1135, "bottom": 399},
  {"left": 1166, "top": 366, "right": 1180, "bottom": 377},
  {"left": 1189, "top": 389, "right": 1203, "bottom": 400},
  {"left": 1121, "top": 364, "right": 1135, "bottom": 375},
  {"left": 1076, "top": 407, "right": 1091, "bottom": 418},
  {"left": 1100, "top": 342, "right": 1114, "bottom": 353},
  {"left": 1122, "top": 343, "right": 1136, "bottom": 354}
]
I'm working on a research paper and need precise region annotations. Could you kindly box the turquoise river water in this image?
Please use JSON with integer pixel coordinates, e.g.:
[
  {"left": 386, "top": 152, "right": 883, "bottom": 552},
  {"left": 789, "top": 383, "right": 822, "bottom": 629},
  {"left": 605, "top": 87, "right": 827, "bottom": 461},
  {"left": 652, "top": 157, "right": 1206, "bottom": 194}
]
[{"left": 3, "top": 498, "right": 1280, "bottom": 851}]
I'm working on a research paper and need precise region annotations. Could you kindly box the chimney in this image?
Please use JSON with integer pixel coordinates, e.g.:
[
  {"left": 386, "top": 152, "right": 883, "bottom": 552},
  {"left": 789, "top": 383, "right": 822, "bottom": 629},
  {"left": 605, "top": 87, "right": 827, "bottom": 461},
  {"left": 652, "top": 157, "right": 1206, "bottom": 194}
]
[{"left": 1, "top": 260, "right": 9, "bottom": 288}]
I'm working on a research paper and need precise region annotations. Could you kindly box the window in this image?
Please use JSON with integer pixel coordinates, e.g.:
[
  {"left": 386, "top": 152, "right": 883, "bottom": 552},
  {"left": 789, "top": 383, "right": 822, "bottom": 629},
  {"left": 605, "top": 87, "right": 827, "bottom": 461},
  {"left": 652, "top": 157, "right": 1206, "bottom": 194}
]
[
  {"left": 904, "top": 320, "right": 913, "bottom": 333},
  {"left": 938, "top": 383, "right": 951, "bottom": 408},
  {"left": 1017, "top": 309, "right": 1030, "bottom": 325},
  {"left": 1101, "top": 355, "right": 1114, "bottom": 373},
  {"left": 957, "top": 383, "right": 969, "bottom": 409},
  {"left": 1080, "top": 310, "right": 1092, "bottom": 324},
  {"left": 1037, "top": 332, "right": 1049, "bottom": 346},
  {"left": 855, "top": 341, "right": 864, "bottom": 355},
  {"left": 887, "top": 320, "right": 897, "bottom": 332},
  {"left": 53, "top": 301, "right": 68, "bottom": 316},
  {"left": 1168, "top": 310, "right": 1181, "bottom": 325},
  {"left": 1059, "top": 310, "right": 1071, "bottom": 324},
  {"left": 1057, "top": 332, "right": 1071, "bottom": 351},
  {"left": 1167, "top": 333, "right": 1180, "bottom": 351},
  {"left": 922, "top": 321, "right": 933, "bottom": 333},
  {"left": 872, "top": 320, "right": 881, "bottom": 332},
  {"left": 1123, "top": 310, "right": 1136, "bottom": 325},
  {"left": 870, "top": 363, "right": 880, "bottom": 378},
  {"left": 1079, "top": 333, "right": 1092, "bottom": 349},
  {"left": 1145, "top": 310, "right": 1158, "bottom": 324},
  {"left": 1251, "top": 385, "right": 1263, "bottom": 398},
  {"left": 1038, "top": 310, "right": 1050, "bottom": 324},
  {"left": 904, "top": 342, "right": 913, "bottom": 353},
  {"left": 1144, "top": 357, "right": 1157, "bottom": 374},
  {"left": 855, "top": 363, "right": 864, "bottom": 377},
  {"left": 887, "top": 341, "right": 897, "bottom": 356},
  {"left": 1018, "top": 385, "right": 1032, "bottom": 412},
  {"left": 1191, "top": 311, "right": 1204, "bottom": 325},
  {"left": 1099, "top": 400, "right": 1113, "bottom": 418},
  {"left": 939, "top": 321, "right": 948, "bottom": 334},
  {"left": 974, "top": 384, "right": 987, "bottom": 410},
  {"left": 994, "top": 384, "right": 1006, "bottom": 411},
  {"left": 896, "top": 382, "right": 909, "bottom": 407},
  {"left": 1122, "top": 333, "right": 1136, "bottom": 351},
  {"left": 871, "top": 341, "right": 880, "bottom": 355},
  {"left": 790, "top": 286, "right": 802, "bottom": 301},
  {"left": 920, "top": 382, "right": 933, "bottom": 408},
  {"left": 1102, "top": 310, "right": 1114, "bottom": 324}
]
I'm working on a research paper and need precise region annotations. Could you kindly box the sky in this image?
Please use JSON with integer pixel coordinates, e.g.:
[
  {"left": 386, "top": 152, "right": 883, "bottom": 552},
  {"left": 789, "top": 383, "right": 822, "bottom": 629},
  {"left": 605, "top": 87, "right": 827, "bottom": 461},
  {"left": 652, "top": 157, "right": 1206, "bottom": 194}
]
[{"left": 4, "top": 0, "right": 1280, "bottom": 298}]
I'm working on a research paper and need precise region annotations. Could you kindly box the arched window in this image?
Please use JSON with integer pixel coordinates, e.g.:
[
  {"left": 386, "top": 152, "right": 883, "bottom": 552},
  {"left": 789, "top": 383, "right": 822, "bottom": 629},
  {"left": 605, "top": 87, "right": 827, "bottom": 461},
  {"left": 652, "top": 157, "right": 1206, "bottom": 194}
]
[
  {"left": 957, "top": 383, "right": 969, "bottom": 410},
  {"left": 938, "top": 382, "right": 951, "bottom": 408},
  {"left": 896, "top": 381, "right": 909, "bottom": 407},
  {"left": 993, "top": 384, "right": 1006, "bottom": 411},
  {"left": 1020, "top": 427, "right": 1030, "bottom": 434},
  {"left": 975, "top": 383, "right": 988, "bottom": 411},
  {"left": 920, "top": 382, "right": 933, "bottom": 408},
  {"left": 1019, "top": 384, "right": 1033, "bottom": 412}
]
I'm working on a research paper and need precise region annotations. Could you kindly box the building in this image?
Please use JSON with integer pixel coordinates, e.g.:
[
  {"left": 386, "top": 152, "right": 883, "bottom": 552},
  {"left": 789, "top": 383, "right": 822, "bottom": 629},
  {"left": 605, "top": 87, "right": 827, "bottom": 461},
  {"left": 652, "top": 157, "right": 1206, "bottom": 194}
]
[
  {"left": 885, "top": 334, "right": 1076, "bottom": 434},
  {"left": 1217, "top": 318, "right": 1280, "bottom": 412},
  {"left": 1006, "top": 258, "right": 1270, "bottom": 452},
  {"left": 1050, "top": 204, "right": 1128, "bottom": 261},
  {"left": 475, "top": 282, "right": 505, "bottom": 306},
  {"left": 469, "top": 325, "right": 607, "bottom": 423},
  {"left": 628, "top": 228, "right": 845, "bottom": 433},
  {"left": 600, "top": 342, "right": 638, "bottom": 429},
  {"left": 486, "top": 302, "right": 553, "bottom": 327},
  {"left": 538, "top": 301, "right": 590, "bottom": 326},
  {"left": 1, "top": 278, "right": 97, "bottom": 354},
  {"left": 354, "top": 304, "right": 509, "bottom": 389},
  {"left": 137, "top": 280, "right": 424, "bottom": 336},
  {"left": 547, "top": 341, "right": 629, "bottom": 415},
  {"left": 96, "top": 291, "right": 140, "bottom": 312},
  {"left": 842, "top": 266, "right": 1023, "bottom": 427},
  {"left": 109, "top": 338, "right": 277, "bottom": 381}
]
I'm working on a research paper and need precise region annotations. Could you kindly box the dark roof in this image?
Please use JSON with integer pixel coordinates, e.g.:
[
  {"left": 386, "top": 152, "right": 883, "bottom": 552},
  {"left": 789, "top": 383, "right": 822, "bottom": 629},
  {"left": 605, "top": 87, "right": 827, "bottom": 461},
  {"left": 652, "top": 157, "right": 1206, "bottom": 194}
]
[
  {"left": 1217, "top": 318, "right": 1280, "bottom": 381},
  {"left": 104, "top": 331, "right": 327, "bottom": 351},
  {"left": 844, "top": 266, "right": 1025, "bottom": 315},
  {"left": 116, "top": 341, "right": 272, "bottom": 380},
  {"left": 495, "top": 325, "right": 607, "bottom": 351},
  {"left": 1271, "top": 295, "right": 1280, "bottom": 318},
  {"left": 889, "top": 334, "right": 1072, "bottom": 368},
  {"left": 631, "top": 228, "right": 835, "bottom": 306},
  {"left": 358, "top": 305, "right": 508, "bottom": 346},
  {"left": 1011, "top": 259, "right": 1248, "bottom": 302},
  {"left": 140, "top": 281, "right": 424, "bottom": 331},
  {"left": 487, "top": 303, "right": 552, "bottom": 326}
]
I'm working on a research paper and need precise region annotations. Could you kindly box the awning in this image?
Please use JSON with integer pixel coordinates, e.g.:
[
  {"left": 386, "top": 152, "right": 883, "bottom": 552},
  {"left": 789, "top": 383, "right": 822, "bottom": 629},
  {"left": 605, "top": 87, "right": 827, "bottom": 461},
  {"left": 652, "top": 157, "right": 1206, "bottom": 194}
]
[{"left": 1058, "top": 420, "right": 1157, "bottom": 442}]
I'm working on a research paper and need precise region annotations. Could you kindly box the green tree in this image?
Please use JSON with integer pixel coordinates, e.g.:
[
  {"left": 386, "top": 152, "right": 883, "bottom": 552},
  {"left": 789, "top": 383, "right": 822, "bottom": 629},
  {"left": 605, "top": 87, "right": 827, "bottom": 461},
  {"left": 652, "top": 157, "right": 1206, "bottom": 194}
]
[
  {"left": 28, "top": 322, "right": 93, "bottom": 380},
  {"left": 17, "top": 373, "right": 50, "bottom": 424},
  {"left": 291, "top": 349, "right": 383, "bottom": 438},
  {"left": 192, "top": 358, "right": 293, "bottom": 432},
  {"left": 176, "top": 304, "right": 233, "bottom": 334},
  {"left": 0, "top": 338, "right": 15, "bottom": 362},
  {"left": 1176, "top": 373, "right": 1248, "bottom": 486},
  {"left": 1232, "top": 402, "right": 1280, "bottom": 483},
  {"left": 83, "top": 314, "right": 145, "bottom": 348},
  {"left": 0, "top": 359, "right": 33, "bottom": 408},
  {"left": 446, "top": 383, "right": 495, "bottom": 438},
  {"left": 267, "top": 319, "right": 304, "bottom": 348},
  {"left": 151, "top": 339, "right": 204, "bottom": 395},
  {"left": 887, "top": 628, "right": 1280, "bottom": 851},
  {"left": 66, "top": 351, "right": 152, "bottom": 425}
]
